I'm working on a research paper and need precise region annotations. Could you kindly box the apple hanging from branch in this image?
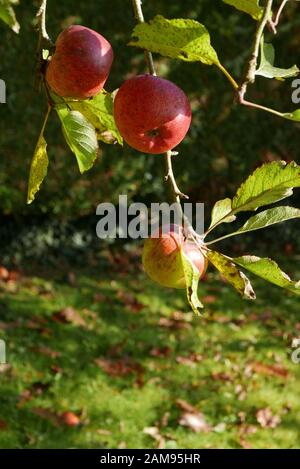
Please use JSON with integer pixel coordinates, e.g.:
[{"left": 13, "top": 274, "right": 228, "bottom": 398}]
[
  {"left": 46, "top": 25, "right": 114, "bottom": 99},
  {"left": 114, "top": 74, "right": 192, "bottom": 154},
  {"left": 142, "top": 225, "right": 208, "bottom": 288}
]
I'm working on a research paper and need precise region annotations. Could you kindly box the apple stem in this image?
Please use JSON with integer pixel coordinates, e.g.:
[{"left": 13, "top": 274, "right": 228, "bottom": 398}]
[
  {"left": 131, "top": 0, "right": 156, "bottom": 75},
  {"left": 35, "top": 0, "right": 53, "bottom": 92}
]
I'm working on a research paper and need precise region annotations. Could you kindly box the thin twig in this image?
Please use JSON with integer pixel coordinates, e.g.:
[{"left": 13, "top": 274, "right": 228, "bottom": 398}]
[
  {"left": 237, "top": 0, "right": 274, "bottom": 102},
  {"left": 269, "top": 0, "right": 289, "bottom": 33},
  {"left": 131, "top": 0, "right": 156, "bottom": 75},
  {"left": 165, "top": 151, "right": 189, "bottom": 202},
  {"left": 35, "top": 0, "right": 53, "bottom": 91},
  {"left": 238, "top": 97, "right": 285, "bottom": 117}
]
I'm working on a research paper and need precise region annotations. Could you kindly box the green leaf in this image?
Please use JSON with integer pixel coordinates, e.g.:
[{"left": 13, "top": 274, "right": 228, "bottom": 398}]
[
  {"left": 256, "top": 38, "right": 299, "bottom": 80},
  {"left": 222, "top": 0, "right": 263, "bottom": 20},
  {"left": 232, "top": 161, "right": 300, "bottom": 213},
  {"left": 209, "top": 198, "right": 236, "bottom": 228},
  {"left": 0, "top": 0, "right": 19, "bottom": 33},
  {"left": 129, "top": 15, "right": 220, "bottom": 66},
  {"left": 57, "top": 108, "right": 98, "bottom": 174},
  {"left": 234, "top": 256, "right": 300, "bottom": 295},
  {"left": 235, "top": 206, "right": 300, "bottom": 235},
  {"left": 64, "top": 90, "right": 123, "bottom": 145},
  {"left": 282, "top": 109, "right": 300, "bottom": 122},
  {"left": 180, "top": 249, "right": 204, "bottom": 314},
  {"left": 206, "top": 250, "right": 256, "bottom": 300},
  {"left": 27, "top": 135, "right": 48, "bottom": 205}
]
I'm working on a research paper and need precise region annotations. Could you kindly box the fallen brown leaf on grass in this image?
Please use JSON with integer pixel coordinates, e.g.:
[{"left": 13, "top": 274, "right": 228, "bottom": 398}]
[
  {"left": 30, "top": 346, "right": 61, "bottom": 359},
  {"left": 52, "top": 307, "right": 86, "bottom": 327},
  {"left": 179, "top": 412, "right": 211, "bottom": 433},
  {"left": 256, "top": 408, "right": 281, "bottom": 429},
  {"left": 25, "top": 317, "right": 52, "bottom": 336},
  {"left": 50, "top": 364, "right": 63, "bottom": 375},
  {"left": 97, "top": 429, "right": 112, "bottom": 436},
  {"left": 176, "top": 353, "right": 203, "bottom": 367},
  {"left": 211, "top": 372, "right": 233, "bottom": 382},
  {"left": 17, "top": 381, "right": 51, "bottom": 408},
  {"left": 31, "top": 408, "right": 62, "bottom": 427},
  {"left": 95, "top": 357, "right": 144, "bottom": 386},
  {"left": 176, "top": 399, "right": 211, "bottom": 433},
  {"left": 201, "top": 295, "right": 217, "bottom": 304},
  {"left": 158, "top": 317, "right": 191, "bottom": 330},
  {"left": 150, "top": 346, "right": 171, "bottom": 358},
  {"left": 239, "top": 438, "right": 252, "bottom": 449},
  {"left": 117, "top": 291, "right": 145, "bottom": 313},
  {"left": 93, "top": 292, "right": 108, "bottom": 303},
  {"left": 237, "top": 422, "right": 258, "bottom": 448},
  {"left": 143, "top": 426, "right": 165, "bottom": 449},
  {"left": 250, "top": 362, "right": 289, "bottom": 378}
]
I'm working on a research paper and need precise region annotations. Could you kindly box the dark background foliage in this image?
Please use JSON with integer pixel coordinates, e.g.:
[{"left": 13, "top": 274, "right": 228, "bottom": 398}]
[{"left": 0, "top": 0, "right": 299, "bottom": 261}]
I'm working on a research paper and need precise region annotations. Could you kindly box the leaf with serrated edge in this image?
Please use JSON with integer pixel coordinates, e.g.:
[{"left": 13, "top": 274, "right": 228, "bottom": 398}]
[
  {"left": 232, "top": 161, "right": 300, "bottom": 213},
  {"left": 256, "top": 39, "right": 299, "bottom": 79},
  {"left": 222, "top": 0, "right": 263, "bottom": 20},
  {"left": 27, "top": 135, "right": 48, "bottom": 204},
  {"left": 57, "top": 108, "right": 98, "bottom": 174},
  {"left": 129, "top": 15, "right": 219, "bottom": 66},
  {"left": 180, "top": 249, "right": 204, "bottom": 314},
  {"left": 207, "top": 250, "right": 256, "bottom": 300},
  {"left": 0, "top": 0, "right": 20, "bottom": 33},
  {"left": 234, "top": 256, "right": 300, "bottom": 295},
  {"left": 235, "top": 206, "right": 300, "bottom": 235},
  {"left": 209, "top": 198, "right": 236, "bottom": 228},
  {"left": 64, "top": 90, "right": 123, "bottom": 145}
]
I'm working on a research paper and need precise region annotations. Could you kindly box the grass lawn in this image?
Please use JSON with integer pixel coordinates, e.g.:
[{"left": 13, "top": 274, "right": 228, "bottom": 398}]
[{"left": 0, "top": 252, "right": 299, "bottom": 449}]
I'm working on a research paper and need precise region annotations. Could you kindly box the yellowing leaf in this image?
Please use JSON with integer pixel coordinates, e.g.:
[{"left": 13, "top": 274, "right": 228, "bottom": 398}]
[
  {"left": 65, "top": 90, "right": 123, "bottom": 145},
  {"left": 27, "top": 135, "right": 48, "bottom": 204},
  {"left": 222, "top": 0, "right": 263, "bottom": 20},
  {"left": 209, "top": 198, "right": 236, "bottom": 228},
  {"left": 129, "top": 15, "right": 219, "bottom": 66},
  {"left": 234, "top": 256, "right": 300, "bottom": 295},
  {"left": 180, "top": 249, "right": 204, "bottom": 314},
  {"left": 207, "top": 250, "right": 256, "bottom": 300}
]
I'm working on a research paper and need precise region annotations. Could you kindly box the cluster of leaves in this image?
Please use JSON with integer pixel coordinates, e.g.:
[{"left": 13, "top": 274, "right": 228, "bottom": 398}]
[
  {"left": 178, "top": 161, "right": 300, "bottom": 314},
  {"left": 129, "top": 7, "right": 300, "bottom": 120},
  {"left": 126, "top": 3, "right": 300, "bottom": 313},
  {"left": 27, "top": 90, "right": 122, "bottom": 204}
]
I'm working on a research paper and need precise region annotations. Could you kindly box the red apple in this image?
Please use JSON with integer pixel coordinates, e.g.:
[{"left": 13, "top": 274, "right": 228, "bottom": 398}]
[
  {"left": 61, "top": 411, "right": 80, "bottom": 427},
  {"left": 46, "top": 25, "right": 113, "bottom": 99},
  {"left": 142, "top": 225, "right": 208, "bottom": 288},
  {"left": 114, "top": 75, "right": 192, "bottom": 154}
]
